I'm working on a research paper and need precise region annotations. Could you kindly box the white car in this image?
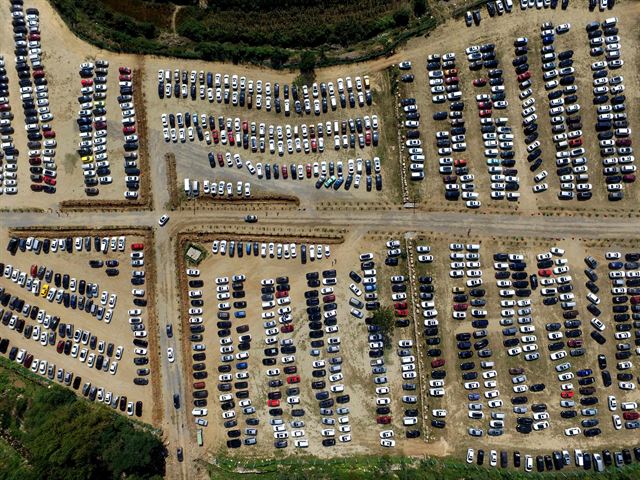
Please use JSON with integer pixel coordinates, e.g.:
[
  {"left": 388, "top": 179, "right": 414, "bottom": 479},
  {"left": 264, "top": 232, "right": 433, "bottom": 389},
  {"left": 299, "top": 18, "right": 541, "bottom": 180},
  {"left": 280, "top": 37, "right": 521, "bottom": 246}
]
[
  {"left": 158, "top": 214, "right": 170, "bottom": 226},
  {"left": 167, "top": 348, "right": 175, "bottom": 363}
]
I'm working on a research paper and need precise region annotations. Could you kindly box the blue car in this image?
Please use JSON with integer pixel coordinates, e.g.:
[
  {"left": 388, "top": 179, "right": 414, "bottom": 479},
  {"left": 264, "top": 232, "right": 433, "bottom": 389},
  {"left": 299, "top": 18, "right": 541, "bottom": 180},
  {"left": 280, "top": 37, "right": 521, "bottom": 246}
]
[{"left": 236, "top": 362, "right": 248, "bottom": 370}]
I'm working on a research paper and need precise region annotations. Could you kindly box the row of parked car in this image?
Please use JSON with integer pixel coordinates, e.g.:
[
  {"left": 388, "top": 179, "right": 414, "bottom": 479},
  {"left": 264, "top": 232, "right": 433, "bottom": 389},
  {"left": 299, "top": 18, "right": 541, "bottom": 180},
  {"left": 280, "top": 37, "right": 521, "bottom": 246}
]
[
  {"left": 6, "top": 235, "right": 130, "bottom": 256},
  {"left": 385, "top": 245, "right": 422, "bottom": 439},
  {"left": 585, "top": 18, "right": 634, "bottom": 200},
  {"left": 158, "top": 69, "right": 372, "bottom": 115},
  {"left": 162, "top": 112, "right": 380, "bottom": 152},
  {"left": 209, "top": 274, "right": 261, "bottom": 448},
  {"left": 533, "top": 248, "right": 605, "bottom": 435},
  {"left": 2, "top": 259, "right": 115, "bottom": 323},
  {"left": 467, "top": 446, "right": 640, "bottom": 472},
  {"left": 356, "top": 252, "right": 395, "bottom": 446},
  {"left": 597, "top": 251, "right": 640, "bottom": 396},
  {"left": 8, "top": 2, "right": 59, "bottom": 195},
  {"left": 302, "top": 270, "right": 353, "bottom": 447},
  {"left": 205, "top": 149, "right": 382, "bottom": 192},
  {"left": 209, "top": 239, "right": 330, "bottom": 265},
  {"left": 260, "top": 275, "right": 308, "bottom": 449},
  {"left": 183, "top": 178, "right": 251, "bottom": 198},
  {"left": 447, "top": 243, "right": 505, "bottom": 437},
  {"left": 0, "top": 55, "right": 19, "bottom": 195},
  {"left": 426, "top": 53, "right": 475, "bottom": 202},
  {"left": 76, "top": 60, "right": 111, "bottom": 195},
  {"left": 468, "top": 43, "right": 522, "bottom": 201}
]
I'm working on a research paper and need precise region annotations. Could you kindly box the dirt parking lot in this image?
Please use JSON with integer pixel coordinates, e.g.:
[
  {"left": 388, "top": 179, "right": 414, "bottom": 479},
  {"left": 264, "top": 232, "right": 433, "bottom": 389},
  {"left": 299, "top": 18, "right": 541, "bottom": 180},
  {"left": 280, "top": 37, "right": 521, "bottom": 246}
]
[
  {"left": 411, "top": 232, "right": 640, "bottom": 460},
  {"left": 174, "top": 228, "right": 443, "bottom": 458},
  {"left": 0, "top": 227, "right": 159, "bottom": 424},
  {"left": 396, "top": 2, "right": 640, "bottom": 215}
]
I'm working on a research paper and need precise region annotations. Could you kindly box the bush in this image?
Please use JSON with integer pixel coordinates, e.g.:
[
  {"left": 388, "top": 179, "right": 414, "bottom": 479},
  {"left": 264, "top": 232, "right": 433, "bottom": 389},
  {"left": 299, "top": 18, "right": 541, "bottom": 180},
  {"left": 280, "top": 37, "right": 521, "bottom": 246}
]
[
  {"left": 412, "top": 0, "right": 428, "bottom": 17},
  {"left": 393, "top": 8, "right": 411, "bottom": 27}
]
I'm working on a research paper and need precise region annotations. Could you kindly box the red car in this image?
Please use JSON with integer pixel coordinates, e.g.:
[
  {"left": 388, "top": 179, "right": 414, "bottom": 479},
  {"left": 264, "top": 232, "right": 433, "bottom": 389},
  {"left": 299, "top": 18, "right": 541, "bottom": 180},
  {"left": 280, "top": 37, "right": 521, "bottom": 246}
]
[
  {"left": 623, "top": 412, "right": 640, "bottom": 420},
  {"left": 275, "top": 290, "right": 288, "bottom": 299},
  {"left": 479, "top": 109, "right": 492, "bottom": 117},
  {"left": 561, "top": 391, "right": 574, "bottom": 399},
  {"left": 567, "top": 339, "right": 583, "bottom": 348},
  {"left": 517, "top": 71, "right": 531, "bottom": 82},
  {"left": 281, "top": 324, "right": 293, "bottom": 333},
  {"left": 286, "top": 375, "right": 300, "bottom": 384},
  {"left": 131, "top": 243, "right": 144, "bottom": 251},
  {"left": 453, "top": 303, "right": 468, "bottom": 311},
  {"left": 538, "top": 269, "right": 552, "bottom": 277},
  {"left": 306, "top": 164, "right": 312, "bottom": 178},
  {"left": 29, "top": 157, "right": 41, "bottom": 165},
  {"left": 119, "top": 66, "right": 131, "bottom": 74},
  {"left": 43, "top": 130, "right": 56, "bottom": 139},
  {"left": 56, "top": 340, "right": 64, "bottom": 354},
  {"left": 28, "top": 33, "right": 40, "bottom": 41},
  {"left": 444, "top": 76, "right": 459, "bottom": 85},
  {"left": 0, "top": 104, "right": 11, "bottom": 112},
  {"left": 395, "top": 309, "right": 408, "bottom": 317},
  {"left": 473, "top": 78, "right": 487, "bottom": 87},
  {"left": 454, "top": 159, "right": 467, "bottom": 166},
  {"left": 395, "top": 302, "right": 407, "bottom": 309},
  {"left": 365, "top": 131, "right": 372, "bottom": 145},
  {"left": 267, "top": 399, "right": 280, "bottom": 407},
  {"left": 478, "top": 101, "right": 492, "bottom": 109},
  {"left": 323, "top": 294, "right": 335, "bottom": 303},
  {"left": 630, "top": 296, "right": 640, "bottom": 305},
  {"left": 123, "top": 125, "right": 136, "bottom": 134},
  {"left": 282, "top": 165, "right": 288, "bottom": 179},
  {"left": 568, "top": 138, "right": 583, "bottom": 147},
  {"left": 311, "top": 139, "right": 317, "bottom": 152},
  {"left": 228, "top": 134, "right": 235, "bottom": 146},
  {"left": 617, "top": 138, "right": 632, "bottom": 147},
  {"left": 444, "top": 68, "right": 459, "bottom": 76},
  {"left": 376, "top": 416, "right": 391, "bottom": 425},
  {"left": 431, "top": 358, "right": 445, "bottom": 368},
  {"left": 30, "top": 264, "right": 38, "bottom": 277},
  {"left": 81, "top": 78, "right": 93, "bottom": 87},
  {"left": 30, "top": 184, "right": 44, "bottom": 192},
  {"left": 217, "top": 152, "right": 224, "bottom": 167},
  {"left": 212, "top": 130, "right": 219, "bottom": 143},
  {"left": 43, "top": 176, "right": 56, "bottom": 186},
  {"left": 623, "top": 174, "right": 636, "bottom": 183},
  {"left": 242, "top": 121, "right": 248, "bottom": 132}
]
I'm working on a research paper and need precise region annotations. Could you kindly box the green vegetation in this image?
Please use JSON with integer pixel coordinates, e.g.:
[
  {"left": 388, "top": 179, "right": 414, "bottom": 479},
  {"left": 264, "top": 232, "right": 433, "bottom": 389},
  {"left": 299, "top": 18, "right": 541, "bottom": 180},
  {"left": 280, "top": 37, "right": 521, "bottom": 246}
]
[
  {"left": 208, "top": 454, "right": 640, "bottom": 480},
  {"left": 0, "top": 357, "right": 165, "bottom": 480},
  {"left": 49, "top": 0, "right": 437, "bottom": 69},
  {"left": 370, "top": 306, "right": 396, "bottom": 345}
]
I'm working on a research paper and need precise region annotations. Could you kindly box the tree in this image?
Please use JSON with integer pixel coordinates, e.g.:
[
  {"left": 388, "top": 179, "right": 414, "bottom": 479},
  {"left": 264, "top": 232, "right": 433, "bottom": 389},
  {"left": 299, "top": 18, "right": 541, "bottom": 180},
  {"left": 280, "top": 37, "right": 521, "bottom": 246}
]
[
  {"left": 299, "top": 50, "right": 316, "bottom": 73},
  {"left": 370, "top": 306, "right": 395, "bottom": 345},
  {"left": 270, "top": 49, "right": 289, "bottom": 69},
  {"left": 412, "top": 0, "right": 428, "bottom": 17},
  {"left": 393, "top": 8, "right": 411, "bottom": 27}
]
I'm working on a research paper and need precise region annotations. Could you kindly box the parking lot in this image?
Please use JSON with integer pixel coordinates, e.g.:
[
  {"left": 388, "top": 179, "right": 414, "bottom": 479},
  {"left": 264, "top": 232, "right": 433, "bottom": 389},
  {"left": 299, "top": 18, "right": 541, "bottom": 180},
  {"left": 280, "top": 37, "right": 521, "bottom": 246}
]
[
  {"left": 3, "top": 0, "right": 640, "bottom": 476},
  {"left": 396, "top": 5, "right": 639, "bottom": 214},
  {"left": 0, "top": 227, "right": 159, "bottom": 424}
]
